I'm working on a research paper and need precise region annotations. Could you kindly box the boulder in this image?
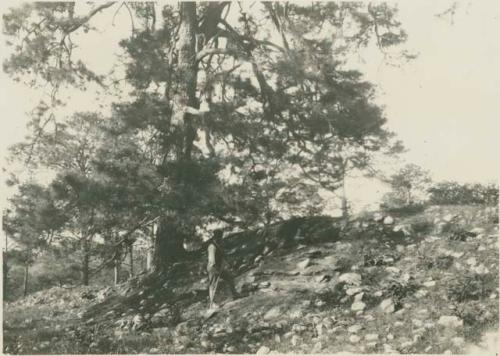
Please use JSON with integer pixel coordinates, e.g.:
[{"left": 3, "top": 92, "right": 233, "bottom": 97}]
[
  {"left": 263, "top": 307, "right": 281, "bottom": 321},
  {"left": 348, "top": 325, "right": 363, "bottom": 333},
  {"left": 256, "top": 346, "right": 270, "bottom": 355},
  {"left": 380, "top": 298, "right": 395, "bottom": 313},
  {"left": 351, "top": 301, "right": 366, "bottom": 312},
  {"left": 365, "top": 334, "right": 379, "bottom": 341},
  {"left": 349, "top": 335, "right": 361, "bottom": 343},
  {"left": 438, "top": 316, "right": 463, "bottom": 328},
  {"left": 346, "top": 287, "right": 363, "bottom": 296},
  {"left": 383, "top": 216, "right": 395, "bottom": 225},
  {"left": 297, "top": 259, "right": 312, "bottom": 269},
  {"left": 339, "top": 273, "right": 362, "bottom": 286}
]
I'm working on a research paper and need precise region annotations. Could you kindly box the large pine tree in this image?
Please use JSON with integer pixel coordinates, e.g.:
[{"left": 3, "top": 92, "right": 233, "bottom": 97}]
[{"left": 3, "top": 2, "right": 409, "bottom": 273}]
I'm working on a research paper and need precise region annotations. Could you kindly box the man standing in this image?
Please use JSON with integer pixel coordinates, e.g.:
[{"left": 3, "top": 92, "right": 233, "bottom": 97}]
[{"left": 207, "top": 229, "right": 238, "bottom": 309}]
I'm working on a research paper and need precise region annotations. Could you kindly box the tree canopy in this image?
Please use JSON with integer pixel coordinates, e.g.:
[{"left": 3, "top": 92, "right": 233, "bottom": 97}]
[{"left": 3, "top": 2, "right": 409, "bottom": 272}]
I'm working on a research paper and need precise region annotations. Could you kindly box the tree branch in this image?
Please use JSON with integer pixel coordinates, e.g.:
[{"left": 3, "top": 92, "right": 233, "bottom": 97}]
[{"left": 65, "top": 2, "right": 116, "bottom": 34}]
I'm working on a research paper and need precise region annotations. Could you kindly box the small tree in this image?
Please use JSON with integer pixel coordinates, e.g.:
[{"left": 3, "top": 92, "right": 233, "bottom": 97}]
[
  {"left": 3, "top": 182, "right": 67, "bottom": 296},
  {"left": 387, "top": 164, "right": 432, "bottom": 206}
]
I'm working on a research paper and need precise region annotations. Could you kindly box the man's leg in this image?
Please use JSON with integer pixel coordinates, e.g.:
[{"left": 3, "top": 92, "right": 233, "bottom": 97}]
[{"left": 208, "top": 267, "right": 221, "bottom": 308}]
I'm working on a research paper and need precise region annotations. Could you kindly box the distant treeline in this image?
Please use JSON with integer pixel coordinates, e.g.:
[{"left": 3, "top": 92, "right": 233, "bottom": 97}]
[{"left": 428, "top": 182, "right": 498, "bottom": 206}]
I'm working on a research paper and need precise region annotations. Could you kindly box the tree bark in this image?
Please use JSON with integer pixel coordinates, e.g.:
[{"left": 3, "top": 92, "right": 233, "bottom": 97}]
[
  {"left": 153, "top": 216, "right": 186, "bottom": 272},
  {"left": 146, "top": 223, "right": 155, "bottom": 271},
  {"left": 82, "top": 237, "right": 90, "bottom": 286},
  {"left": 341, "top": 173, "right": 349, "bottom": 219},
  {"left": 23, "top": 263, "right": 29, "bottom": 297},
  {"left": 3, "top": 253, "right": 8, "bottom": 299},
  {"left": 114, "top": 262, "right": 120, "bottom": 285},
  {"left": 128, "top": 243, "right": 134, "bottom": 278},
  {"left": 153, "top": 2, "right": 198, "bottom": 273}
]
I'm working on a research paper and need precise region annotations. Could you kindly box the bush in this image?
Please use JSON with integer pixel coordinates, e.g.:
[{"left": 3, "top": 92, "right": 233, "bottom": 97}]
[
  {"left": 410, "top": 217, "right": 434, "bottom": 234},
  {"left": 455, "top": 300, "right": 499, "bottom": 342},
  {"left": 428, "top": 181, "right": 499, "bottom": 206},
  {"left": 447, "top": 272, "right": 497, "bottom": 302},
  {"left": 380, "top": 202, "right": 426, "bottom": 216}
]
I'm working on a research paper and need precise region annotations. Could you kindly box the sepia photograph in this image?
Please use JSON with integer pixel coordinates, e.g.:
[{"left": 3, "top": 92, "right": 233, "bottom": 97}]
[{"left": 0, "top": 1, "right": 499, "bottom": 354}]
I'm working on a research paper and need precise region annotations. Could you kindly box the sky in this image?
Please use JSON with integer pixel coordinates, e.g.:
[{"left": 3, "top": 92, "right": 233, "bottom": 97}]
[{"left": 0, "top": 0, "right": 499, "bottom": 214}]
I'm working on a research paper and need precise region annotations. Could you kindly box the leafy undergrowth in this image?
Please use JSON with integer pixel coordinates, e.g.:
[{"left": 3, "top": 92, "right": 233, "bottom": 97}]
[{"left": 3, "top": 205, "right": 499, "bottom": 354}]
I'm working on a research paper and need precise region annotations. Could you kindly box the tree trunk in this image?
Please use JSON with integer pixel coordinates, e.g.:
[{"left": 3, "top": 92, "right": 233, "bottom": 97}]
[
  {"left": 23, "top": 263, "right": 29, "bottom": 297},
  {"left": 3, "top": 253, "right": 8, "bottom": 299},
  {"left": 128, "top": 243, "right": 134, "bottom": 278},
  {"left": 341, "top": 173, "right": 349, "bottom": 219},
  {"left": 153, "top": 2, "right": 198, "bottom": 273},
  {"left": 146, "top": 224, "right": 155, "bottom": 271},
  {"left": 82, "top": 238, "right": 90, "bottom": 286},
  {"left": 153, "top": 216, "right": 186, "bottom": 272},
  {"left": 114, "top": 263, "right": 120, "bottom": 285},
  {"left": 406, "top": 190, "right": 412, "bottom": 206},
  {"left": 113, "top": 246, "right": 121, "bottom": 286}
]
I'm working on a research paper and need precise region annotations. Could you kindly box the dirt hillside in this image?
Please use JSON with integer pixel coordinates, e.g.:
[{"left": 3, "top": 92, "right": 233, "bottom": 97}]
[{"left": 3, "top": 205, "right": 499, "bottom": 354}]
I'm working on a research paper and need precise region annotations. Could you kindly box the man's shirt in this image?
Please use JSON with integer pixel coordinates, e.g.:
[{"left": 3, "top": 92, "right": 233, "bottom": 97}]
[{"left": 207, "top": 242, "right": 224, "bottom": 269}]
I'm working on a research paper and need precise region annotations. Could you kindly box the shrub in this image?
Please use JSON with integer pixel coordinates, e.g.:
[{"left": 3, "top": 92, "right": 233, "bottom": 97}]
[
  {"left": 447, "top": 273, "right": 497, "bottom": 302},
  {"left": 384, "top": 279, "right": 419, "bottom": 309},
  {"left": 428, "top": 181, "right": 499, "bottom": 206},
  {"left": 455, "top": 300, "right": 499, "bottom": 342},
  {"left": 380, "top": 202, "right": 426, "bottom": 216},
  {"left": 419, "top": 254, "right": 454, "bottom": 270},
  {"left": 410, "top": 217, "right": 433, "bottom": 234}
]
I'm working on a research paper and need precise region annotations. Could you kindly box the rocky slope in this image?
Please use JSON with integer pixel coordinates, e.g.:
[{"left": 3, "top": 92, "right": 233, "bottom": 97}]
[{"left": 3, "top": 205, "right": 499, "bottom": 354}]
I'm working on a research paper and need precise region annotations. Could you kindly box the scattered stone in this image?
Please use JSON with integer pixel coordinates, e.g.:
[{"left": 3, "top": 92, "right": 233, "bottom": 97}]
[
  {"left": 415, "top": 289, "right": 428, "bottom": 298},
  {"left": 365, "top": 334, "right": 379, "bottom": 341},
  {"left": 443, "top": 214, "right": 457, "bottom": 222},
  {"left": 423, "top": 280, "right": 436, "bottom": 287},
  {"left": 354, "top": 292, "right": 364, "bottom": 302},
  {"left": 339, "top": 273, "right": 362, "bottom": 286},
  {"left": 315, "top": 274, "right": 331, "bottom": 283},
  {"left": 346, "top": 287, "right": 363, "bottom": 296},
  {"left": 351, "top": 301, "right": 366, "bottom": 312},
  {"left": 452, "top": 337, "right": 465, "bottom": 347},
  {"left": 256, "top": 346, "right": 270, "bottom": 354},
  {"left": 288, "top": 308, "right": 304, "bottom": 319},
  {"left": 383, "top": 216, "right": 394, "bottom": 225},
  {"left": 314, "top": 299, "right": 326, "bottom": 307},
  {"left": 259, "top": 281, "right": 271, "bottom": 288},
  {"left": 348, "top": 325, "right": 363, "bottom": 333},
  {"left": 312, "top": 341, "right": 322, "bottom": 352},
  {"left": 438, "top": 316, "right": 463, "bottom": 328},
  {"left": 291, "top": 335, "right": 300, "bottom": 347},
  {"left": 424, "top": 322, "right": 435, "bottom": 329},
  {"left": 466, "top": 257, "right": 477, "bottom": 266},
  {"left": 401, "top": 340, "right": 414, "bottom": 349},
  {"left": 383, "top": 344, "right": 397, "bottom": 353},
  {"left": 297, "top": 259, "right": 312, "bottom": 270},
  {"left": 386, "top": 266, "right": 401, "bottom": 274},
  {"left": 412, "top": 319, "right": 423, "bottom": 328},
  {"left": 380, "top": 298, "right": 395, "bottom": 313},
  {"left": 473, "top": 264, "right": 489, "bottom": 274},
  {"left": 387, "top": 334, "right": 394, "bottom": 340},
  {"left": 349, "top": 335, "right": 361, "bottom": 343},
  {"left": 264, "top": 307, "right": 281, "bottom": 321}
]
